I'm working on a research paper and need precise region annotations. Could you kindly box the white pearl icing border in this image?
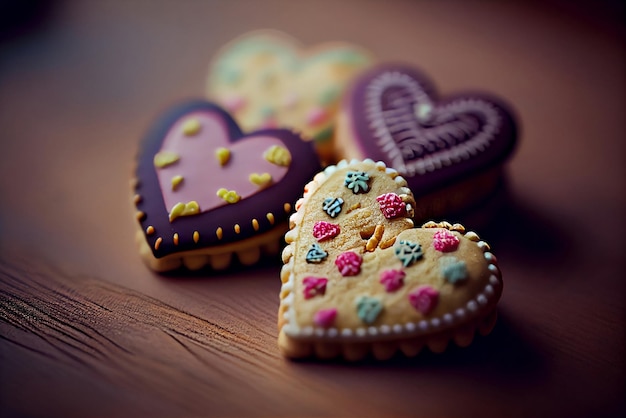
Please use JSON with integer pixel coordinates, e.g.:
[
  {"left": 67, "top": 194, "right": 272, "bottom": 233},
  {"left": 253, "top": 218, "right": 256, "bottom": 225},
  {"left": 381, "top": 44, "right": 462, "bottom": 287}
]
[
  {"left": 364, "top": 70, "right": 502, "bottom": 177},
  {"left": 279, "top": 159, "right": 502, "bottom": 341}
]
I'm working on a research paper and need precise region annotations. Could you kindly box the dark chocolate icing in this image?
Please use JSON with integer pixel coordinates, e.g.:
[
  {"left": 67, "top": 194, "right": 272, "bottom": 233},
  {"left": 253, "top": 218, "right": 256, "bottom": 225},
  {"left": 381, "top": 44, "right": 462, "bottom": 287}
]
[
  {"left": 134, "top": 100, "right": 321, "bottom": 258},
  {"left": 344, "top": 64, "right": 517, "bottom": 196}
]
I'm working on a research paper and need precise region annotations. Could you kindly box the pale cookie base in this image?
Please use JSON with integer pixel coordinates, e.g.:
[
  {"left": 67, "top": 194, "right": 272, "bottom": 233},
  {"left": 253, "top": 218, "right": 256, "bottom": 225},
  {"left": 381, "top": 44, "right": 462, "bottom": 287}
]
[
  {"left": 278, "top": 308, "right": 498, "bottom": 361},
  {"left": 136, "top": 223, "right": 286, "bottom": 273}
]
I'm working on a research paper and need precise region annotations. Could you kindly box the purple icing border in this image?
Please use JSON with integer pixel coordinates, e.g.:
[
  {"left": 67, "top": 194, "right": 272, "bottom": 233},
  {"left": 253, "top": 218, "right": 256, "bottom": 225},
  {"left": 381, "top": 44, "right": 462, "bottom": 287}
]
[
  {"left": 134, "top": 100, "right": 321, "bottom": 258},
  {"left": 343, "top": 63, "right": 518, "bottom": 196}
]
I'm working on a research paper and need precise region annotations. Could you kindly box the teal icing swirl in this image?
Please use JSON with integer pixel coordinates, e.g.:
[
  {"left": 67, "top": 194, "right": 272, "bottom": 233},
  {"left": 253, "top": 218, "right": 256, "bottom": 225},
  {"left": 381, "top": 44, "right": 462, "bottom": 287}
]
[
  {"left": 306, "top": 243, "right": 328, "bottom": 263},
  {"left": 356, "top": 296, "right": 383, "bottom": 324},
  {"left": 394, "top": 240, "right": 423, "bottom": 267}
]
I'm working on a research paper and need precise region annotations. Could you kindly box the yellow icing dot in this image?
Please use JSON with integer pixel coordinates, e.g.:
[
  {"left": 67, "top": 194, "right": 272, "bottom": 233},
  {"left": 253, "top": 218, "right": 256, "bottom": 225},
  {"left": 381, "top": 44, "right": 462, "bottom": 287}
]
[
  {"left": 283, "top": 202, "right": 291, "bottom": 213},
  {"left": 252, "top": 219, "right": 259, "bottom": 231},
  {"left": 217, "top": 188, "right": 241, "bottom": 204},
  {"left": 146, "top": 226, "right": 155, "bottom": 235},
  {"left": 154, "top": 237, "right": 162, "bottom": 250},
  {"left": 266, "top": 212, "right": 275, "bottom": 225},
  {"left": 193, "top": 231, "right": 200, "bottom": 243},
  {"left": 264, "top": 145, "right": 291, "bottom": 167},
  {"left": 216, "top": 227, "right": 223, "bottom": 239},
  {"left": 169, "top": 201, "right": 200, "bottom": 222},
  {"left": 171, "top": 175, "right": 184, "bottom": 190},
  {"left": 249, "top": 172, "right": 272, "bottom": 187},
  {"left": 234, "top": 224, "right": 241, "bottom": 234},
  {"left": 154, "top": 151, "right": 180, "bottom": 168},
  {"left": 182, "top": 118, "right": 201, "bottom": 136},
  {"left": 215, "top": 147, "right": 231, "bottom": 166}
]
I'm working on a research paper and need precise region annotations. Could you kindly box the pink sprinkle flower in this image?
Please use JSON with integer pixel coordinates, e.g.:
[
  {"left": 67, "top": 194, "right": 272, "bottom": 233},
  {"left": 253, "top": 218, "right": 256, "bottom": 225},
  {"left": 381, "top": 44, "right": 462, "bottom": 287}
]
[
  {"left": 302, "top": 276, "right": 328, "bottom": 299},
  {"left": 335, "top": 251, "right": 362, "bottom": 276},
  {"left": 313, "top": 308, "right": 337, "bottom": 328},
  {"left": 306, "top": 107, "right": 328, "bottom": 126},
  {"left": 379, "top": 269, "right": 406, "bottom": 292},
  {"left": 376, "top": 193, "right": 406, "bottom": 219},
  {"left": 408, "top": 285, "right": 439, "bottom": 315},
  {"left": 312, "top": 221, "right": 341, "bottom": 241},
  {"left": 433, "top": 230, "right": 460, "bottom": 252}
]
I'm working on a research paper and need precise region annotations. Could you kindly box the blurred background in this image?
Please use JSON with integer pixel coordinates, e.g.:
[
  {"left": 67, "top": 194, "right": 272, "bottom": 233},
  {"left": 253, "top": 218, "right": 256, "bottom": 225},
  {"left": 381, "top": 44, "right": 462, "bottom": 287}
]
[{"left": 0, "top": 1, "right": 624, "bottom": 417}]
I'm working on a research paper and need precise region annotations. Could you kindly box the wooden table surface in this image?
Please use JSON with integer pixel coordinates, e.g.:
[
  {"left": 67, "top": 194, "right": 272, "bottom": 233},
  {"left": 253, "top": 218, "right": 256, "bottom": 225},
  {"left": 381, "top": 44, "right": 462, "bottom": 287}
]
[{"left": 1, "top": 1, "right": 624, "bottom": 417}]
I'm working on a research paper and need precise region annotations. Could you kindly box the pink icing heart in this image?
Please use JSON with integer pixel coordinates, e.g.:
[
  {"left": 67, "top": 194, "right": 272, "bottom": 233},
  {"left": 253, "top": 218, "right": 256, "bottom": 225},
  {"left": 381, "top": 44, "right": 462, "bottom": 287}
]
[
  {"left": 302, "top": 276, "right": 328, "bottom": 299},
  {"left": 408, "top": 285, "right": 439, "bottom": 315},
  {"left": 156, "top": 112, "right": 288, "bottom": 214},
  {"left": 379, "top": 269, "right": 405, "bottom": 292},
  {"left": 312, "top": 221, "right": 341, "bottom": 241}
]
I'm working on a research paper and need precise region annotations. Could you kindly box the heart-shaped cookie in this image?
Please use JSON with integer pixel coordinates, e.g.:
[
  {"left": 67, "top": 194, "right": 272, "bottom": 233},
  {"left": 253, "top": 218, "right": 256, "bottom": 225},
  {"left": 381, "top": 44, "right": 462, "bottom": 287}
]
[
  {"left": 207, "top": 30, "right": 374, "bottom": 162},
  {"left": 278, "top": 159, "right": 502, "bottom": 360},
  {"left": 133, "top": 100, "right": 321, "bottom": 272},
  {"left": 336, "top": 64, "right": 517, "bottom": 221}
]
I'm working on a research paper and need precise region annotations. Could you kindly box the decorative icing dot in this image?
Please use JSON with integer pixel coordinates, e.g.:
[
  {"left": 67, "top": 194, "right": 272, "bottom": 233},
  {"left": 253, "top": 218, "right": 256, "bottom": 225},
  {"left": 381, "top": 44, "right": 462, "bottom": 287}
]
[
  {"left": 439, "top": 256, "right": 468, "bottom": 284},
  {"left": 335, "top": 251, "right": 362, "bottom": 276},
  {"left": 133, "top": 194, "right": 142, "bottom": 204},
  {"left": 319, "top": 87, "right": 340, "bottom": 106},
  {"left": 283, "top": 203, "right": 291, "bottom": 213},
  {"left": 249, "top": 172, "right": 272, "bottom": 187},
  {"left": 146, "top": 226, "right": 155, "bottom": 235},
  {"left": 376, "top": 193, "right": 406, "bottom": 219},
  {"left": 216, "top": 227, "right": 223, "bottom": 239},
  {"left": 282, "top": 92, "right": 298, "bottom": 108},
  {"left": 302, "top": 277, "right": 328, "bottom": 299},
  {"left": 153, "top": 151, "right": 179, "bottom": 168},
  {"left": 136, "top": 211, "right": 146, "bottom": 221},
  {"left": 356, "top": 296, "right": 383, "bottom": 324},
  {"left": 217, "top": 188, "right": 241, "bottom": 204},
  {"left": 409, "top": 285, "right": 439, "bottom": 315},
  {"left": 252, "top": 219, "right": 259, "bottom": 231},
  {"left": 182, "top": 118, "right": 201, "bottom": 136},
  {"left": 312, "top": 221, "right": 340, "bottom": 242},
  {"left": 379, "top": 269, "right": 405, "bottom": 292},
  {"left": 306, "top": 243, "right": 328, "bottom": 263},
  {"left": 394, "top": 240, "right": 423, "bottom": 267},
  {"left": 260, "top": 118, "right": 278, "bottom": 129},
  {"left": 193, "top": 231, "right": 200, "bottom": 243},
  {"left": 433, "top": 230, "right": 460, "bottom": 252},
  {"left": 264, "top": 145, "right": 291, "bottom": 166},
  {"left": 234, "top": 224, "right": 241, "bottom": 234},
  {"left": 322, "top": 197, "right": 344, "bottom": 218},
  {"left": 169, "top": 201, "right": 200, "bottom": 222},
  {"left": 306, "top": 106, "right": 329, "bottom": 126},
  {"left": 173, "top": 233, "right": 179, "bottom": 246},
  {"left": 266, "top": 212, "right": 275, "bottom": 224},
  {"left": 260, "top": 106, "right": 275, "bottom": 118},
  {"left": 171, "top": 175, "right": 184, "bottom": 191},
  {"left": 223, "top": 95, "right": 246, "bottom": 112},
  {"left": 154, "top": 237, "right": 162, "bottom": 250},
  {"left": 215, "top": 147, "right": 231, "bottom": 166},
  {"left": 344, "top": 171, "right": 370, "bottom": 194},
  {"left": 313, "top": 308, "right": 337, "bottom": 328},
  {"left": 414, "top": 102, "right": 434, "bottom": 122}
]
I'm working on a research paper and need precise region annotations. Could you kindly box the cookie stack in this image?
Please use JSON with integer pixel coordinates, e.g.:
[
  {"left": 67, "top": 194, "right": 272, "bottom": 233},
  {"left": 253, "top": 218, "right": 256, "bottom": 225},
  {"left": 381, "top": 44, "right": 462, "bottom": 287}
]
[{"left": 131, "top": 30, "right": 517, "bottom": 360}]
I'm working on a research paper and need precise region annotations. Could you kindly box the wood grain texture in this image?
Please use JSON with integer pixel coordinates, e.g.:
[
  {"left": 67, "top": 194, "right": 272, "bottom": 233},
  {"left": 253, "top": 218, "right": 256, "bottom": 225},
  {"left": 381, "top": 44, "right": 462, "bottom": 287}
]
[{"left": 0, "top": 0, "right": 624, "bottom": 417}]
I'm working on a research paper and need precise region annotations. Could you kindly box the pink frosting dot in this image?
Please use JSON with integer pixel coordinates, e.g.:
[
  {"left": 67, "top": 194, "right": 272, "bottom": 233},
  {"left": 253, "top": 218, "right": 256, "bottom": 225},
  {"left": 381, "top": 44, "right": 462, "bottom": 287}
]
[
  {"left": 313, "top": 308, "right": 337, "bottom": 328},
  {"left": 302, "top": 276, "right": 328, "bottom": 299},
  {"left": 306, "top": 107, "right": 329, "bottom": 126},
  {"left": 312, "top": 221, "right": 340, "bottom": 241},
  {"left": 376, "top": 193, "right": 406, "bottom": 219},
  {"left": 379, "top": 269, "right": 406, "bottom": 292},
  {"left": 223, "top": 95, "right": 247, "bottom": 112},
  {"left": 433, "top": 230, "right": 460, "bottom": 252},
  {"left": 408, "top": 285, "right": 439, "bottom": 315},
  {"left": 335, "top": 251, "right": 362, "bottom": 276}
]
